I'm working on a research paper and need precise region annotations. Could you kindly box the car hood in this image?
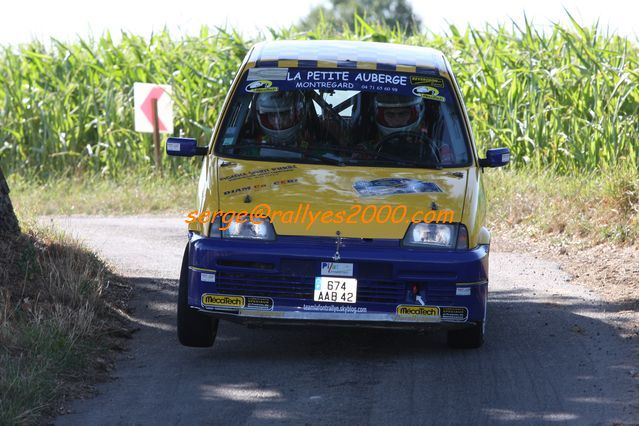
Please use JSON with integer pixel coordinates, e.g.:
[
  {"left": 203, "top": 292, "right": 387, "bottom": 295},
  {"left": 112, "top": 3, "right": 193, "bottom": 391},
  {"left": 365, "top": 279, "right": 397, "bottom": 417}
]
[{"left": 215, "top": 159, "right": 468, "bottom": 239}]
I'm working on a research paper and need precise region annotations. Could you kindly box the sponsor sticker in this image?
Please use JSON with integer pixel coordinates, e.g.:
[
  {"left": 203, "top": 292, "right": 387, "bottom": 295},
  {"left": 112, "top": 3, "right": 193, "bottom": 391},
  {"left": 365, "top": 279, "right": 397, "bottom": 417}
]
[
  {"left": 219, "top": 165, "right": 297, "bottom": 182},
  {"left": 223, "top": 186, "right": 251, "bottom": 196},
  {"left": 245, "top": 80, "right": 278, "bottom": 93},
  {"left": 247, "top": 67, "right": 289, "bottom": 81},
  {"left": 201, "top": 294, "right": 244, "bottom": 310},
  {"left": 244, "top": 296, "right": 274, "bottom": 311},
  {"left": 243, "top": 68, "right": 452, "bottom": 101},
  {"left": 244, "top": 310, "right": 285, "bottom": 318},
  {"left": 201, "top": 273, "right": 216, "bottom": 283},
  {"left": 302, "top": 304, "right": 367, "bottom": 313},
  {"left": 200, "top": 294, "right": 274, "bottom": 311},
  {"left": 456, "top": 287, "right": 471, "bottom": 296},
  {"left": 320, "top": 262, "right": 353, "bottom": 277},
  {"left": 223, "top": 184, "right": 267, "bottom": 196},
  {"left": 353, "top": 178, "right": 443, "bottom": 197},
  {"left": 272, "top": 178, "right": 299, "bottom": 187},
  {"left": 412, "top": 85, "right": 446, "bottom": 102},
  {"left": 166, "top": 142, "right": 180, "bottom": 152},
  {"left": 221, "top": 178, "right": 298, "bottom": 196},
  {"left": 440, "top": 307, "right": 468, "bottom": 322},
  {"left": 410, "top": 76, "right": 444, "bottom": 87},
  {"left": 396, "top": 305, "right": 440, "bottom": 317}
]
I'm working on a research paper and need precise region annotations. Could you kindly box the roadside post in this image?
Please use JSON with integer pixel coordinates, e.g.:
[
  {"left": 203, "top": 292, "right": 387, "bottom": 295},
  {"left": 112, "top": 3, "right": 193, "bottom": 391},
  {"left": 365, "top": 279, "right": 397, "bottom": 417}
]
[{"left": 134, "top": 83, "right": 173, "bottom": 175}]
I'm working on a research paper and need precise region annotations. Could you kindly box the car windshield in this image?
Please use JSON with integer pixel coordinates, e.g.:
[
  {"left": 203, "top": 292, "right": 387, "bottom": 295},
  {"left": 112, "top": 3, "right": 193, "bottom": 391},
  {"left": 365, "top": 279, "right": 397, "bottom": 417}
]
[{"left": 214, "top": 67, "right": 471, "bottom": 168}]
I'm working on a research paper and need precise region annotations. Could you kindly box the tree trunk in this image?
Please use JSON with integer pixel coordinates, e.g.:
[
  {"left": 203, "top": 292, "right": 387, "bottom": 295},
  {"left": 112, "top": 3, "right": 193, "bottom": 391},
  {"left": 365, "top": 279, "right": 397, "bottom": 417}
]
[{"left": 0, "top": 166, "right": 20, "bottom": 236}]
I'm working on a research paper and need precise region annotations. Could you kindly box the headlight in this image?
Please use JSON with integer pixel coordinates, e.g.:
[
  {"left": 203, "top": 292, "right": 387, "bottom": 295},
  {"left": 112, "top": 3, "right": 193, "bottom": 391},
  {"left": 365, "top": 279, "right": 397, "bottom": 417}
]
[
  {"left": 223, "top": 218, "right": 275, "bottom": 240},
  {"left": 209, "top": 215, "right": 276, "bottom": 240},
  {"left": 402, "top": 223, "right": 468, "bottom": 249}
]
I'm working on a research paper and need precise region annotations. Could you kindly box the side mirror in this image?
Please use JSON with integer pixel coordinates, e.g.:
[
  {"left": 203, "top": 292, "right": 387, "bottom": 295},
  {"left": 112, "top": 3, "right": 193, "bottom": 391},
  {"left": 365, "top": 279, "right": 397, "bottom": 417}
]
[
  {"left": 166, "top": 137, "right": 208, "bottom": 157},
  {"left": 479, "top": 147, "right": 510, "bottom": 168}
]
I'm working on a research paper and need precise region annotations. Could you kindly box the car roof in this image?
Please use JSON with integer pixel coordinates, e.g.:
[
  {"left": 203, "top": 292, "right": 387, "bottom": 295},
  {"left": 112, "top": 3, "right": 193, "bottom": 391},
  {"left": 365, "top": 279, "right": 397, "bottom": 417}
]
[{"left": 246, "top": 40, "right": 449, "bottom": 75}]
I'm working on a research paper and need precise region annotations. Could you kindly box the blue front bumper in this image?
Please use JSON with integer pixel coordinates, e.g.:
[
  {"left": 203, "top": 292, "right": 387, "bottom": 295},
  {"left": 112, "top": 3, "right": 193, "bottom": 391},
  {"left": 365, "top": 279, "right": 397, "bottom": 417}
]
[{"left": 187, "top": 234, "right": 489, "bottom": 328}]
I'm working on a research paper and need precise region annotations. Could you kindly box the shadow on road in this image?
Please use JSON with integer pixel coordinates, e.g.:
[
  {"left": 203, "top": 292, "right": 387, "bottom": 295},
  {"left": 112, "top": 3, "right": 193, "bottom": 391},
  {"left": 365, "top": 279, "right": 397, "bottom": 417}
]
[{"left": 57, "top": 275, "right": 639, "bottom": 425}]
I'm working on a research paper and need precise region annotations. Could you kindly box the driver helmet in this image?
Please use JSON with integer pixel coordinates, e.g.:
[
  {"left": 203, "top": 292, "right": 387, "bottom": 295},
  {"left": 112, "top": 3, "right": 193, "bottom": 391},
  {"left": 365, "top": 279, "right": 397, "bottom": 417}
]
[
  {"left": 373, "top": 94, "right": 424, "bottom": 137},
  {"left": 256, "top": 91, "right": 304, "bottom": 145}
]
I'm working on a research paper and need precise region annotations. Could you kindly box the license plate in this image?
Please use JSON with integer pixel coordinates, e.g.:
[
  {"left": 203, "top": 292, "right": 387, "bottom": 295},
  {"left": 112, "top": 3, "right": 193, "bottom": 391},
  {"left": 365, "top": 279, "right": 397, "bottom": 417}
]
[{"left": 314, "top": 277, "right": 357, "bottom": 304}]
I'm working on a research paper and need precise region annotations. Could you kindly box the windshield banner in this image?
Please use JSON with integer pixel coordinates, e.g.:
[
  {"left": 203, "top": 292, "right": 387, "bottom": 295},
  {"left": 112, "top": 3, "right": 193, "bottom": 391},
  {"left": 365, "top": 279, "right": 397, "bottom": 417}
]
[{"left": 245, "top": 68, "right": 449, "bottom": 102}]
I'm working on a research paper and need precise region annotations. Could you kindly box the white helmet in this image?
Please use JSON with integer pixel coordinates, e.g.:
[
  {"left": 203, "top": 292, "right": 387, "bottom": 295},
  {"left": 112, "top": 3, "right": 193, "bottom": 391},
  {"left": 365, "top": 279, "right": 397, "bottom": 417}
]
[
  {"left": 374, "top": 94, "right": 424, "bottom": 137},
  {"left": 256, "top": 91, "right": 304, "bottom": 145}
]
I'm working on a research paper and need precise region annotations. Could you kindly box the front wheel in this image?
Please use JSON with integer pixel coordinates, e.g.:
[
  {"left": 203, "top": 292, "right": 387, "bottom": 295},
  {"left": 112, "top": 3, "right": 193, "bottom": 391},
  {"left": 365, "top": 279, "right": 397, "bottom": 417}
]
[
  {"left": 447, "top": 322, "right": 484, "bottom": 349},
  {"left": 177, "top": 244, "right": 218, "bottom": 347}
]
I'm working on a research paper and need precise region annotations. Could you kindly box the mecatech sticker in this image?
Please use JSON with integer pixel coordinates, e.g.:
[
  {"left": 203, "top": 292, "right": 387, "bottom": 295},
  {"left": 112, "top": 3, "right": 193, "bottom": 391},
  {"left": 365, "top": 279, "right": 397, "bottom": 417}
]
[
  {"left": 201, "top": 294, "right": 244, "bottom": 310},
  {"left": 396, "top": 305, "right": 440, "bottom": 317}
]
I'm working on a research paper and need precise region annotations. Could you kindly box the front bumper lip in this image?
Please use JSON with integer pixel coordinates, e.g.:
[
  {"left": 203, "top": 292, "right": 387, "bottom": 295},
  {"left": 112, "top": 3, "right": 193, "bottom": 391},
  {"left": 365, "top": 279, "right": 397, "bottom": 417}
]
[{"left": 193, "top": 306, "right": 478, "bottom": 331}]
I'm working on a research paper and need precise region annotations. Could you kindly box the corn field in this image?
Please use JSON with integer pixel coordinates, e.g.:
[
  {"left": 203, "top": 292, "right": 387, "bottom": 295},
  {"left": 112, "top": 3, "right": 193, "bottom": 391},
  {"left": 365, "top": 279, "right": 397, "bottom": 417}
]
[{"left": 0, "top": 16, "right": 637, "bottom": 178}]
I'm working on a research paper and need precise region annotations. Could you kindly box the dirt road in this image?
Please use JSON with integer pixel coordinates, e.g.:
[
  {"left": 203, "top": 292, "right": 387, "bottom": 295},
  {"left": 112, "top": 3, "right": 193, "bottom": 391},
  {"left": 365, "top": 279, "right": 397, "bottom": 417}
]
[{"left": 49, "top": 216, "right": 638, "bottom": 425}]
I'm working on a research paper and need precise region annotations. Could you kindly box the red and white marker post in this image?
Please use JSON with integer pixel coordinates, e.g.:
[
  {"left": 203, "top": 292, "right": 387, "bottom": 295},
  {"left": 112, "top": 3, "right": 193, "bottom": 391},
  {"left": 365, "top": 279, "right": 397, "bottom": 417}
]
[{"left": 134, "top": 83, "right": 173, "bottom": 175}]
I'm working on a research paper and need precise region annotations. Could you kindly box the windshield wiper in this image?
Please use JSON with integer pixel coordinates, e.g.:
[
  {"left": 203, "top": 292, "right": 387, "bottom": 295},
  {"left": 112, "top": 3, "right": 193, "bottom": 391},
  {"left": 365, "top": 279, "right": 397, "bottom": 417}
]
[{"left": 230, "top": 143, "right": 345, "bottom": 166}]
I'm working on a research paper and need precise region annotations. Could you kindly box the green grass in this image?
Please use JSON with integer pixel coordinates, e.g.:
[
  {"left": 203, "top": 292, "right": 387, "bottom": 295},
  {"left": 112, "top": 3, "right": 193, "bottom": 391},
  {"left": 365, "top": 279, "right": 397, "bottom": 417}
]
[
  {"left": 1, "top": 321, "right": 95, "bottom": 423},
  {"left": 9, "top": 172, "right": 196, "bottom": 216},
  {"left": 0, "top": 27, "right": 247, "bottom": 179},
  {"left": 1, "top": 15, "right": 638, "bottom": 179},
  {"left": 484, "top": 161, "right": 639, "bottom": 246},
  {"left": 0, "top": 221, "right": 130, "bottom": 424}
]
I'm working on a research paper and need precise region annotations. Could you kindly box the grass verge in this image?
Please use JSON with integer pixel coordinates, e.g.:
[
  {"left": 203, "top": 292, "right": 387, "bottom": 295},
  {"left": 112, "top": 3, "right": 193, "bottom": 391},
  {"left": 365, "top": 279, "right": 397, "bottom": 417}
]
[
  {"left": 9, "top": 172, "right": 196, "bottom": 216},
  {"left": 0, "top": 218, "right": 133, "bottom": 424},
  {"left": 484, "top": 162, "right": 639, "bottom": 248}
]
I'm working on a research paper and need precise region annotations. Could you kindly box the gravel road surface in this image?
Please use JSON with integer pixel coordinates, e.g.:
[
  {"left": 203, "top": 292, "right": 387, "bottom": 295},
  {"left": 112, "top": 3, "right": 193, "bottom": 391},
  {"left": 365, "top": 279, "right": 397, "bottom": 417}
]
[{"left": 48, "top": 216, "right": 638, "bottom": 425}]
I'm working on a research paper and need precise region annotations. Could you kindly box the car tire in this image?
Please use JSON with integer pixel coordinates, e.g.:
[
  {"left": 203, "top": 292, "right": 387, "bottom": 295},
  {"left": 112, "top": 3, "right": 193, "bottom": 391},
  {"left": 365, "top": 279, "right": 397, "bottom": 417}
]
[
  {"left": 177, "top": 244, "right": 218, "bottom": 347},
  {"left": 447, "top": 322, "right": 484, "bottom": 349}
]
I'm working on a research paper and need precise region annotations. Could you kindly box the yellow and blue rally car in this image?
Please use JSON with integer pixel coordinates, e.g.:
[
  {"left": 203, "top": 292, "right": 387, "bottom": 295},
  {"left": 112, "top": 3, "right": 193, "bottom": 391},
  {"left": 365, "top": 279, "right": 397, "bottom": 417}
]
[{"left": 167, "top": 40, "right": 510, "bottom": 349}]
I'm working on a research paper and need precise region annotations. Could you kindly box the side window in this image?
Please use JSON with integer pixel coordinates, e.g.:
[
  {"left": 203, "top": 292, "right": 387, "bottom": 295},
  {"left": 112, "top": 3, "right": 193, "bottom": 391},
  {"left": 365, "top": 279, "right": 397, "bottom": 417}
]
[
  {"left": 442, "top": 108, "right": 469, "bottom": 164},
  {"left": 220, "top": 97, "right": 251, "bottom": 146}
]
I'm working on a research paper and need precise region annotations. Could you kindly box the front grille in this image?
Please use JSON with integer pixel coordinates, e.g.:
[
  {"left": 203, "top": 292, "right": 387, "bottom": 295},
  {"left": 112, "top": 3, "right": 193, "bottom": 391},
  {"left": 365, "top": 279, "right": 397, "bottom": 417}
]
[
  {"left": 216, "top": 271, "right": 406, "bottom": 304},
  {"left": 217, "top": 260, "right": 274, "bottom": 269},
  {"left": 424, "top": 285, "right": 456, "bottom": 303},
  {"left": 278, "top": 260, "right": 393, "bottom": 279}
]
